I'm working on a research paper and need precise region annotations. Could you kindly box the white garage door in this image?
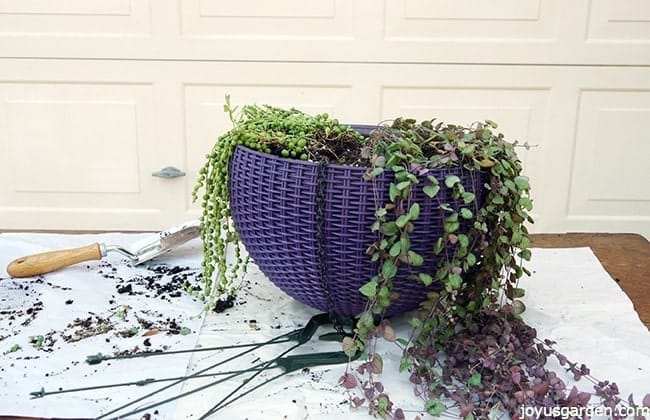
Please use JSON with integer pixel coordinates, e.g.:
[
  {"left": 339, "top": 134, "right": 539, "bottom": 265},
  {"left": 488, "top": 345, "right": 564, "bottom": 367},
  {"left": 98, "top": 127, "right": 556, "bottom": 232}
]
[{"left": 1, "top": 0, "right": 648, "bottom": 238}]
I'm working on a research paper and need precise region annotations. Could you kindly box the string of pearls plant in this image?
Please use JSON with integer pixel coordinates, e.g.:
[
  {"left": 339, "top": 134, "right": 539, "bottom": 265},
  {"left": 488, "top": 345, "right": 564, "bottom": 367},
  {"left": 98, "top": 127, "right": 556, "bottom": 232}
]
[{"left": 192, "top": 96, "right": 365, "bottom": 306}]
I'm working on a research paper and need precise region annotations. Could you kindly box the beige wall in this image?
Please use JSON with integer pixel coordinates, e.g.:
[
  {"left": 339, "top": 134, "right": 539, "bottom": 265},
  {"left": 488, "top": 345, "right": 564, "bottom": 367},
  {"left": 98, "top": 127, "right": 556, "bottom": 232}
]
[{"left": 1, "top": 0, "right": 648, "bottom": 237}]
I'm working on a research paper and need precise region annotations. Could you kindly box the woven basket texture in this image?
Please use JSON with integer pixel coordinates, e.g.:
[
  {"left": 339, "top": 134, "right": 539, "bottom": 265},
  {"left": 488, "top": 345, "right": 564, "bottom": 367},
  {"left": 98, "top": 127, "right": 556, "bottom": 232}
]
[{"left": 229, "top": 144, "right": 487, "bottom": 317}]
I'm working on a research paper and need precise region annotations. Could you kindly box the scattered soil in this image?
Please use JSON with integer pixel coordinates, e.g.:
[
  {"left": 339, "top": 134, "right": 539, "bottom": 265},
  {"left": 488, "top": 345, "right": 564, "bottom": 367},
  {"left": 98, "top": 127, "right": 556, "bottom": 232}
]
[
  {"left": 213, "top": 295, "right": 236, "bottom": 313},
  {"left": 1, "top": 261, "right": 212, "bottom": 357}
]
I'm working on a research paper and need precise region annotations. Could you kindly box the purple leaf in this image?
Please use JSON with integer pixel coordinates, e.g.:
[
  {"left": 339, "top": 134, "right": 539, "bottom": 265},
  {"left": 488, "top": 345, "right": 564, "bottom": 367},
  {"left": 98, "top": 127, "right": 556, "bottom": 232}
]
[
  {"left": 393, "top": 408, "right": 405, "bottom": 420},
  {"left": 511, "top": 371, "right": 521, "bottom": 385},
  {"left": 409, "top": 372, "right": 422, "bottom": 385},
  {"left": 577, "top": 392, "right": 591, "bottom": 406},
  {"left": 339, "top": 373, "right": 357, "bottom": 389},
  {"left": 459, "top": 405, "right": 474, "bottom": 417},
  {"left": 566, "top": 386, "right": 579, "bottom": 404},
  {"left": 374, "top": 382, "right": 384, "bottom": 393},
  {"left": 532, "top": 381, "right": 549, "bottom": 397},
  {"left": 643, "top": 393, "right": 650, "bottom": 407}
]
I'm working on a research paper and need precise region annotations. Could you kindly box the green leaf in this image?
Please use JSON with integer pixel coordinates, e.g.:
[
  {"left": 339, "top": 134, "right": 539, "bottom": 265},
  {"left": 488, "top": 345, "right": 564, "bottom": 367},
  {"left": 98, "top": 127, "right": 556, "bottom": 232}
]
[
  {"left": 33, "top": 335, "right": 44, "bottom": 348},
  {"left": 399, "top": 357, "right": 412, "bottom": 372},
  {"left": 462, "top": 192, "right": 475, "bottom": 204},
  {"left": 359, "top": 311, "right": 374, "bottom": 328},
  {"left": 468, "top": 372, "right": 482, "bottom": 387},
  {"left": 179, "top": 327, "right": 192, "bottom": 336},
  {"left": 459, "top": 208, "right": 473, "bottom": 219},
  {"left": 433, "top": 237, "right": 444, "bottom": 255},
  {"left": 359, "top": 279, "right": 378, "bottom": 298},
  {"left": 400, "top": 235, "right": 410, "bottom": 253},
  {"left": 408, "top": 250, "right": 424, "bottom": 266},
  {"left": 395, "top": 214, "right": 411, "bottom": 228},
  {"left": 448, "top": 274, "right": 462, "bottom": 289},
  {"left": 409, "top": 317, "right": 422, "bottom": 329},
  {"left": 519, "top": 197, "right": 533, "bottom": 211},
  {"left": 423, "top": 184, "right": 440, "bottom": 198},
  {"left": 382, "top": 260, "right": 398, "bottom": 280},
  {"left": 457, "top": 234, "right": 469, "bottom": 249},
  {"left": 418, "top": 273, "right": 433, "bottom": 286},
  {"left": 375, "top": 207, "right": 387, "bottom": 218},
  {"left": 389, "top": 241, "right": 402, "bottom": 257},
  {"left": 382, "top": 222, "right": 398, "bottom": 236},
  {"left": 461, "top": 144, "right": 476, "bottom": 155},
  {"left": 396, "top": 181, "right": 411, "bottom": 191},
  {"left": 466, "top": 253, "right": 476, "bottom": 267},
  {"left": 513, "top": 299, "right": 526, "bottom": 315},
  {"left": 408, "top": 203, "right": 420, "bottom": 220},
  {"left": 389, "top": 183, "right": 399, "bottom": 202},
  {"left": 445, "top": 175, "right": 461, "bottom": 188},
  {"left": 443, "top": 213, "right": 460, "bottom": 233},
  {"left": 514, "top": 176, "right": 530, "bottom": 191},
  {"left": 425, "top": 399, "right": 446, "bottom": 416},
  {"left": 519, "top": 248, "right": 532, "bottom": 261},
  {"left": 512, "top": 287, "right": 526, "bottom": 298}
]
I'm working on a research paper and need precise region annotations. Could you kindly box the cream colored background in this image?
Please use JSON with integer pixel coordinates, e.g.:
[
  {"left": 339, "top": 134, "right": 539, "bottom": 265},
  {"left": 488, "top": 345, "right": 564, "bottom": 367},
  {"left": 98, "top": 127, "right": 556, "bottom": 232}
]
[{"left": 1, "top": 0, "right": 648, "bottom": 237}]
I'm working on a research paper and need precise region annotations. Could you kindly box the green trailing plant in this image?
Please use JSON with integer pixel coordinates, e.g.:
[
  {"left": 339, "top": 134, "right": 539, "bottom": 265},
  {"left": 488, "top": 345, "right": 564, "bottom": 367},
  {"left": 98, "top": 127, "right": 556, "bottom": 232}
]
[
  {"left": 192, "top": 96, "right": 365, "bottom": 306},
  {"left": 194, "top": 100, "right": 648, "bottom": 419},
  {"left": 338, "top": 118, "right": 539, "bottom": 418},
  {"left": 351, "top": 118, "right": 533, "bottom": 344}
]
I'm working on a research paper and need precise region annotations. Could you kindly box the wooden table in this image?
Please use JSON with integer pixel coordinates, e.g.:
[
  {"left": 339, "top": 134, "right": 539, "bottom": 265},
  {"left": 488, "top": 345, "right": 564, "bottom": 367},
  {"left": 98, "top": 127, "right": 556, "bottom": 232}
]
[{"left": 531, "top": 233, "right": 650, "bottom": 328}]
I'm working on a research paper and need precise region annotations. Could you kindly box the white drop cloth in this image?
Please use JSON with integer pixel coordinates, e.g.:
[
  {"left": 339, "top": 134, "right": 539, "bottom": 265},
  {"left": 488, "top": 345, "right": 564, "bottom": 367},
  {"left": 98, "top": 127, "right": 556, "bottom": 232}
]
[{"left": 0, "top": 232, "right": 648, "bottom": 419}]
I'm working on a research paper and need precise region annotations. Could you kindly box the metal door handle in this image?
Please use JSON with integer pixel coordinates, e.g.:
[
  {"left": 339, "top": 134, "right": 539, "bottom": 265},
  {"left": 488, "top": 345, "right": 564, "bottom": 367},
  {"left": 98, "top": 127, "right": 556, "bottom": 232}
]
[{"left": 152, "top": 166, "right": 186, "bottom": 178}]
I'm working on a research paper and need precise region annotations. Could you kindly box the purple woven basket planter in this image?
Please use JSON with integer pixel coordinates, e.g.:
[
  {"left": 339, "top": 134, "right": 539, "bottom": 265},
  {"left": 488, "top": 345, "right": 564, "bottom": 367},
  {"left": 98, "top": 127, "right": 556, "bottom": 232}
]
[{"left": 229, "top": 131, "right": 487, "bottom": 318}]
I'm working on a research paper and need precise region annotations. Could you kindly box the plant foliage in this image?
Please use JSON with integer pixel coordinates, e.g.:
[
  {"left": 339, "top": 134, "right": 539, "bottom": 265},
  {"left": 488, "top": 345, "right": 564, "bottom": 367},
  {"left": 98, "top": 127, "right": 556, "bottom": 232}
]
[
  {"left": 194, "top": 99, "right": 647, "bottom": 419},
  {"left": 192, "top": 96, "right": 365, "bottom": 304}
]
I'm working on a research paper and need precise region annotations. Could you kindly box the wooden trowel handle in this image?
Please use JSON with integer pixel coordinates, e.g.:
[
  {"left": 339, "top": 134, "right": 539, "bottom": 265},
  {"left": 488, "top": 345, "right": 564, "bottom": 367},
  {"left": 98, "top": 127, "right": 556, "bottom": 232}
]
[{"left": 6, "top": 243, "right": 103, "bottom": 278}]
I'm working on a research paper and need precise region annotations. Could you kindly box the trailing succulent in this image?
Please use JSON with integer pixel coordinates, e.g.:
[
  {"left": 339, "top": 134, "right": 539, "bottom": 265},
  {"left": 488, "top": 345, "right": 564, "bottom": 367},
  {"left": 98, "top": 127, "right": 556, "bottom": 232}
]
[
  {"left": 193, "top": 98, "right": 646, "bottom": 419},
  {"left": 192, "top": 97, "right": 366, "bottom": 303}
]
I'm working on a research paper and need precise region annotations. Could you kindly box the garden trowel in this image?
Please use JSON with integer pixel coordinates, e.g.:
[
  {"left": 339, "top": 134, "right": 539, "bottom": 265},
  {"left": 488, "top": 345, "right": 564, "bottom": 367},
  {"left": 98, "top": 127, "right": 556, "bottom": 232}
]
[{"left": 6, "top": 220, "right": 201, "bottom": 278}]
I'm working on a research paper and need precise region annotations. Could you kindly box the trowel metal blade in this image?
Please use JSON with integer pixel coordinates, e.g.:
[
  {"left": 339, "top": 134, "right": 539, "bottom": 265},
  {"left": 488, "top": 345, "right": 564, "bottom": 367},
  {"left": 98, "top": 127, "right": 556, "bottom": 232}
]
[{"left": 130, "top": 220, "right": 201, "bottom": 264}]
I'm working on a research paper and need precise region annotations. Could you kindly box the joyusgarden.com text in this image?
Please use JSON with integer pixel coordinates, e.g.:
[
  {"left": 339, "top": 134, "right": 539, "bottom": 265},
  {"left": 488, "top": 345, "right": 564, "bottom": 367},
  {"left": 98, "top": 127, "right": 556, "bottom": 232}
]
[{"left": 520, "top": 404, "right": 649, "bottom": 419}]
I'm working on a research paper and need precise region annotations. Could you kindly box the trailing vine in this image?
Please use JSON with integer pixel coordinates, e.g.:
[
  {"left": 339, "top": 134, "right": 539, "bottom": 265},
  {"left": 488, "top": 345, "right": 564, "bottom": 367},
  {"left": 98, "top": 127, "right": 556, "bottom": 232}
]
[
  {"left": 192, "top": 96, "right": 365, "bottom": 306},
  {"left": 194, "top": 100, "right": 648, "bottom": 418}
]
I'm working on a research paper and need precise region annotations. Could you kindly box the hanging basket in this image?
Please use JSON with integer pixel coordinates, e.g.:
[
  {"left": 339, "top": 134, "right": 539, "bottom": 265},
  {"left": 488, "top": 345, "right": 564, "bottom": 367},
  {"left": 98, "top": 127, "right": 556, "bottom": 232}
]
[{"left": 229, "top": 128, "right": 488, "bottom": 317}]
